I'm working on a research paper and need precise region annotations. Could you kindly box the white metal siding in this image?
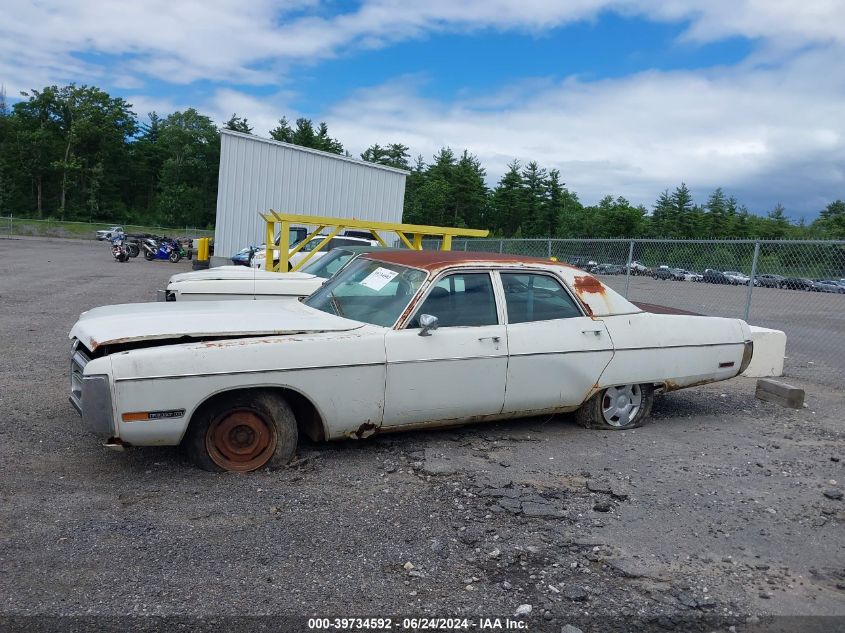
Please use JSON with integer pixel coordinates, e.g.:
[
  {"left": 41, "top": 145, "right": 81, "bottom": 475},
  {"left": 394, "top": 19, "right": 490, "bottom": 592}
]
[{"left": 215, "top": 130, "right": 408, "bottom": 256}]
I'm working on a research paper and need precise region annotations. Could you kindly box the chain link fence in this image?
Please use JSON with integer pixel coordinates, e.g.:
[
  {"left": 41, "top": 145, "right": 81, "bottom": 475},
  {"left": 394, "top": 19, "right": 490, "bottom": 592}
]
[
  {"left": 426, "top": 237, "right": 845, "bottom": 387},
  {"left": 0, "top": 215, "right": 214, "bottom": 240}
]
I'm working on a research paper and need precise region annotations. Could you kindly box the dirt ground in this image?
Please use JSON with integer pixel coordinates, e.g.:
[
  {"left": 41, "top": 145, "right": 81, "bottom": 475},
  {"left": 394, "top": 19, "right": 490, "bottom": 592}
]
[{"left": 0, "top": 237, "right": 843, "bottom": 633}]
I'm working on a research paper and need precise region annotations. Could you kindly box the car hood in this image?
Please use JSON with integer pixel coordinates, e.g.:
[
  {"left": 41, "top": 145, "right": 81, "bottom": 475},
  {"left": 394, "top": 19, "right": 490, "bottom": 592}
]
[
  {"left": 168, "top": 266, "right": 317, "bottom": 284},
  {"left": 69, "top": 299, "right": 364, "bottom": 351}
]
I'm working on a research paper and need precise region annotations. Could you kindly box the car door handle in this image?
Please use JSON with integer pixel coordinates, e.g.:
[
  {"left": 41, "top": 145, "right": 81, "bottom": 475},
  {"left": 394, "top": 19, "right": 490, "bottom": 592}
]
[
  {"left": 478, "top": 336, "right": 501, "bottom": 343},
  {"left": 581, "top": 329, "right": 603, "bottom": 336}
]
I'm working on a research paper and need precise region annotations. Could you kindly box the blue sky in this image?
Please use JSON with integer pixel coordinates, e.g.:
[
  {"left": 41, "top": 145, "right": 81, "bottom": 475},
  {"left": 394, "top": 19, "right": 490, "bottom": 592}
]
[{"left": 3, "top": 1, "right": 843, "bottom": 220}]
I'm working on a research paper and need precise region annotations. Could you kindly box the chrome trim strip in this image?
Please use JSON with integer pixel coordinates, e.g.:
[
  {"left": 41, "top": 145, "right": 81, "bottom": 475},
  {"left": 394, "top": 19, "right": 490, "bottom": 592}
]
[
  {"left": 388, "top": 355, "right": 504, "bottom": 365},
  {"left": 114, "top": 361, "right": 385, "bottom": 382},
  {"left": 613, "top": 342, "right": 742, "bottom": 352},
  {"left": 509, "top": 349, "right": 614, "bottom": 358}
]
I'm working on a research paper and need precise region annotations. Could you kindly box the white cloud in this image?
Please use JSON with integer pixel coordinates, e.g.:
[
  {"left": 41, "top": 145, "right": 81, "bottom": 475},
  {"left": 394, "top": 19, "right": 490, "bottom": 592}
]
[
  {"left": 319, "top": 44, "right": 845, "bottom": 215},
  {"left": 2, "top": 0, "right": 844, "bottom": 91},
  {"left": 3, "top": 0, "right": 843, "bottom": 215}
]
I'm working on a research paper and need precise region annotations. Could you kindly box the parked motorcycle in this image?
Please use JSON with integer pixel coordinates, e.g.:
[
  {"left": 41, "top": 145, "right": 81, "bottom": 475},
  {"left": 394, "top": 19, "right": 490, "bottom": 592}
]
[
  {"left": 142, "top": 237, "right": 184, "bottom": 263},
  {"left": 111, "top": 237, "right": 130, "bottom": 262},
  {"left": 124, "top": 238, "right": 141, "bottom": 258}
]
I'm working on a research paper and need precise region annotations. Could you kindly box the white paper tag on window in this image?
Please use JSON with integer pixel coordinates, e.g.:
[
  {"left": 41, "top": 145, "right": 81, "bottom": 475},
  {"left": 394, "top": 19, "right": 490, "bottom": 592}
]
[{"left": 360, "top": 267, "right": 399, "bottom": 291}]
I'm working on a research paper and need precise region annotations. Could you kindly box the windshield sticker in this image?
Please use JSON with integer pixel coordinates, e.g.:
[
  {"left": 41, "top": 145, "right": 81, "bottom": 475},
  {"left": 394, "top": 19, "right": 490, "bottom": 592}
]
[{"left": 360, "top": 267, "right": 399, "bottom": 291}]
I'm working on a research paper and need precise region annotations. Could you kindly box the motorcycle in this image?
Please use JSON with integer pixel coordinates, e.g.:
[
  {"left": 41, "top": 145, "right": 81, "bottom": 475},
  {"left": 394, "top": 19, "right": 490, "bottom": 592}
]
[
  {"left": 124, "top": 238, "right": 141, "bottom": 258},
  {"left": 111, "top": 237, "right": 130, "bottom": 262},
  {"left": 142, "top": 237, "right": 185, "bottom": 263}
]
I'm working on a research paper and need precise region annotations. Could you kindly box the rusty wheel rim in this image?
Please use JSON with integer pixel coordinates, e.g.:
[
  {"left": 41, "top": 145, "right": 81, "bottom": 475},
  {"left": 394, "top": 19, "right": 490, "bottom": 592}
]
[{"left": 206, "top": 408, "right": 277, "bottom": 472}]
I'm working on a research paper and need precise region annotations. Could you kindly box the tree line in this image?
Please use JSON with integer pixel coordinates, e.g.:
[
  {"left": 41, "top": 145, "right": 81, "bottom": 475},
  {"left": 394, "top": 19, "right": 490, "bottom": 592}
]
[{"left": 0, "top": 83, "right": 842, "bottom": 239}]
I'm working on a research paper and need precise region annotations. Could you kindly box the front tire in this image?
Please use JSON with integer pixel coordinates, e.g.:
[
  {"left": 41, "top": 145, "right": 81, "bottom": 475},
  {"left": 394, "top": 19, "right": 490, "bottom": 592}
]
[
  {"left": 169, "top": 250, "right": 182, "bottom": 263},
  {"left": 184, "top": 390, "right": 298, "bottom": 472},
  {"left": 576, "top": 384, "right": 654, "bottom": 430}
]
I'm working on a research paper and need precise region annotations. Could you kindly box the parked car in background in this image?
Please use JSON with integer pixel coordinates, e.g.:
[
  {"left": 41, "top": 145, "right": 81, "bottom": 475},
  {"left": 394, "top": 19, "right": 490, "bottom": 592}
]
[
  {"left": 782, "top": 277, "right": 815, "bottom": 291},
  {"left": 813, "top": 280, "right": 845, "bottom": 294},
  {"left": 627, "top": 261, "right": 652, "bottom": 276},
  {"left": 654, "top": 266, "right": 686, "bottom": 281},
  {"left": 723, "top": 271, "right": 751, "bottom": 286},
  {"left": 162, "top": 246, "right": 397, "bottom": 301},
  {"left": 567, "top": 257, "right": 598, "bottom": 271},
  {"left": 96, "top": 226, "right": 123, "bottom": 241},
  {"left": 703, "top": 269, "right": 731, "bottom": 285},
  {"left": 682, "top": 270, "right": 703, "bottom": 282},
  {"left": 251, "top": 235, "right": 379, "bottom": 270},
  {"left": 69, "top": 251, "right": 753, "bottom": 472},
  {"left": 231, "top": 226, "right": 309, "bottom": 266},
  {"left": 754, "top": 274, "right": 786, "bottom": 288},
  {"left": 591, "top": 264, "right": 625, "bottom": 275}
]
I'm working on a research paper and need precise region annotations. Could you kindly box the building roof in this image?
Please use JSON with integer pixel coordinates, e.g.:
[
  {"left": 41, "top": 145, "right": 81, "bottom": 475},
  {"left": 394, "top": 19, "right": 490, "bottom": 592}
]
[{"left": 220, "top": 129, "right": 411, "bottom": 176}]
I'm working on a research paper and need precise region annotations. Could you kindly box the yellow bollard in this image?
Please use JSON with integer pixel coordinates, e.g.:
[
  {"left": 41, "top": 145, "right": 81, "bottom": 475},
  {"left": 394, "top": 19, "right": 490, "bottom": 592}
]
[{"left": 193, "top": 237, "right": 210, "bottom": 270}]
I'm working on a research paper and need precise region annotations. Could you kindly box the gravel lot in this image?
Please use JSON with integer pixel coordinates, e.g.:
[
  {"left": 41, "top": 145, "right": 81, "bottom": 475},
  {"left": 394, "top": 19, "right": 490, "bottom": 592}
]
[{"left": 1, "top": 237, "right": 843, "bottom": 632}]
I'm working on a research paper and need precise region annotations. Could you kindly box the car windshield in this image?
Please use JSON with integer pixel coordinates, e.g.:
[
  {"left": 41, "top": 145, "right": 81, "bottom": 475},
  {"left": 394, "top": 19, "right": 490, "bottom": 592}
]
[
  {"left": 273, "top": 229, "right": 307, "bottom": 247},
  {"left": 304, "top": 258, "right": 427, "bottom": 327},
  {"left": 299, "top": 249, "right": 357, "bottom": 279}
]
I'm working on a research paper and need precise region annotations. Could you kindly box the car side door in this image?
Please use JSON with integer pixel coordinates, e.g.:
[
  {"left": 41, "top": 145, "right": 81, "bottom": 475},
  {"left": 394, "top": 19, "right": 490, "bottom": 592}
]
[
  {"left": 497, "top": 271, "right": 614, "bottom": 414},
  {"left": 382, "top": 271, "right": 508, "bottom": 428}
]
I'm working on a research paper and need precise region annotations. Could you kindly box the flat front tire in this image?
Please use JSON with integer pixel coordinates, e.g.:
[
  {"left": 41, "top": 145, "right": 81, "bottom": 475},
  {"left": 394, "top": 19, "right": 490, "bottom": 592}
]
[
  {"left": 185, "top": 390, "right": 298, "bottom": 472},
  {"left": 576, "top": 384, "right": 654, "bottom": 430}
]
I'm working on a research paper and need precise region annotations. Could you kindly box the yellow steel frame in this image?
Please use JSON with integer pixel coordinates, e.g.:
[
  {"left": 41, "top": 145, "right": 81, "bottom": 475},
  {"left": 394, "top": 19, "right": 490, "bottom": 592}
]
[{"left": 261, "top": 211, "right": 489, "bottom": 272}]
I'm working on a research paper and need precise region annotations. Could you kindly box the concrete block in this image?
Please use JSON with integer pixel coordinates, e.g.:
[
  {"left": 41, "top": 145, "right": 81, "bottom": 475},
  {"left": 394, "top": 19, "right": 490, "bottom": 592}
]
[
  {"left": 742, "top": 326, "right": 786, "bottom": 377},
  {"left": 755, "top": 378, "right": 804, "bottom": 409}
]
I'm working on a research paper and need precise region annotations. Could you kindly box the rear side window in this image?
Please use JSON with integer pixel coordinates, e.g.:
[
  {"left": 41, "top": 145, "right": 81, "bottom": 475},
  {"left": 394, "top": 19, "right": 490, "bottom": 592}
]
[
  {"left": 410, "top": 273, "right": 498, "bottom": 328},
  {"left": 501, "top": 273, "right": 582, "bottom": 323}
]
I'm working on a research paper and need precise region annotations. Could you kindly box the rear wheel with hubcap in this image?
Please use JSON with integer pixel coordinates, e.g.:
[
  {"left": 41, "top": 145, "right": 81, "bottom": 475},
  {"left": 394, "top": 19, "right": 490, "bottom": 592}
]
[
  {"left": 185, "top": 390, "right": 297, "bottom": 472},
  {"left": 576, "top": 384, "right": 654, "bottom": 430}
]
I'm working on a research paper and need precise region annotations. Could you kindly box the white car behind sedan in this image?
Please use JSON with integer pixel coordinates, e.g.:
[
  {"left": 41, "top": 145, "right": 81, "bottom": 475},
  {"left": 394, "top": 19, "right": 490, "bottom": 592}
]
[{"left": 251, "top": 235, "right": 378, "bottom": 270}]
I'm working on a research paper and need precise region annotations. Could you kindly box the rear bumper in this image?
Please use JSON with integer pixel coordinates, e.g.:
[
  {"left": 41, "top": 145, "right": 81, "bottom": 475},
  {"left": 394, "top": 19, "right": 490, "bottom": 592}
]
[{"left": 738, "top": 340, "right": 754, "bottom": 375}]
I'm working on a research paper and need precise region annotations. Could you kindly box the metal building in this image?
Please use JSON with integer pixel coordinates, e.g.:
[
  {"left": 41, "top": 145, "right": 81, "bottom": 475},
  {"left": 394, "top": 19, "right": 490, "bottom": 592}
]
[{"left": 214, "top": 129, "right": 409, "bottom": 257}]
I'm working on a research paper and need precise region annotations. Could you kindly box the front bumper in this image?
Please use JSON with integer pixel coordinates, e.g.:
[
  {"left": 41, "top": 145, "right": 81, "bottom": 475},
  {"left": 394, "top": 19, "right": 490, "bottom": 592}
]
[{"left": 70, "top": 349, "right": 115, "bottom": 436}]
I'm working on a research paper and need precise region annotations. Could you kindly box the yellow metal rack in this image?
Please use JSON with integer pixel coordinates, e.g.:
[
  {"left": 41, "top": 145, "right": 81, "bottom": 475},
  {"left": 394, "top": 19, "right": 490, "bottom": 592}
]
[{"left": 260, "top": 211, "right": 489, "bottom": 272}]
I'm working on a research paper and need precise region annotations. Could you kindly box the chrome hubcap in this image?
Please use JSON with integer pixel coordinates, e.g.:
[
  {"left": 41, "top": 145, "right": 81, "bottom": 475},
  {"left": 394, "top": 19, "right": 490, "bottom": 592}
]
[{"left": 601, "top": 385, "right": 642, "bottom": 427}]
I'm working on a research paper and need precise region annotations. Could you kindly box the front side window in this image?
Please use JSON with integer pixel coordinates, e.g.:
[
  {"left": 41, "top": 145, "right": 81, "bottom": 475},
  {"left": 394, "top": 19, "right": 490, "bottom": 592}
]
[
  {"left": 305, "top": 259, "right": 427, "bottom": 327},
  {"left": 501, "top": 273, "right": 582, "bottom": 323},
  {"left": 299, "top": 237, "right": 325, "bottom": 253},
  {"left": 300, "top": 249, "right": 355, "bottom": 279},
  {"left": 409, "top": 273, "right": 498, "bottom": 328}
]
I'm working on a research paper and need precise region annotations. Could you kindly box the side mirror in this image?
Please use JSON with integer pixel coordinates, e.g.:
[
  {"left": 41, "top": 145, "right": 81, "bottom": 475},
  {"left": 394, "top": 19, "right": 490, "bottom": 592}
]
[{"left": 418, "top": 314, "right": 439, "bottom": 337}]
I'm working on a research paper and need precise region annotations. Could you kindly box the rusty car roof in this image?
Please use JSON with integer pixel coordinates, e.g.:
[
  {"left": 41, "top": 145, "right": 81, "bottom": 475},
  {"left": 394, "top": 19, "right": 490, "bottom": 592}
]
[
  {"left": 362, "top": 249, "right": 641, "bottom": 318},
  {"left": 362, "top": 249, "right": 569, "bottom": 272}
]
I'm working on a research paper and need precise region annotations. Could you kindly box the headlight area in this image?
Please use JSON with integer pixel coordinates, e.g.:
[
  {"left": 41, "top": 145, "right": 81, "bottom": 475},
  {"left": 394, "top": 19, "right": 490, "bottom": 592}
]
[{"left": 72, "top": 373, "right": 116, "bottom": 437}]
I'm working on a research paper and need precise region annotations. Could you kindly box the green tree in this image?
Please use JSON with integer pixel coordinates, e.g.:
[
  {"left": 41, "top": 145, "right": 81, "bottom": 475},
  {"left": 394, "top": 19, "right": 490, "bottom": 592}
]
[
  {"left": 362, "top": 142, "right": 410, "bottom": 170},
  {"left": 813, "top": 200, "right": 845, "bottom": 238},
  {"left": 705, "top": 187, "right": 728, "bottom": 237},
  {"left": 651, "top": 189, "right": 673, "bottom": 237},
  {"left": 155, "top": 108, "right": 220, "bottom": 227},
  {"left": 224, "top": 114, "right": 253, "bottom": 134},
  {"left": 671, "top": 182, "right": 695, "bottom": 238},
  {"left": 27, "top": 85, "right": 136, "bottom": 219},
  {"left": 269, "top": 117, "right": 294, "bottom": 143},
  {"left": 520, "top": 161, "right": 547, "bottom": 237},
  {"left": 490, "top": 161, "right": 525, "bottom": 236}
]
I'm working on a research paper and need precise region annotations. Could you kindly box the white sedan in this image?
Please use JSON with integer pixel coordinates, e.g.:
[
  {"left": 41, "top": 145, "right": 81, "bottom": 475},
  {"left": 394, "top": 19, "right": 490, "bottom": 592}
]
[
  {"left": 69, "top": 251, "right": 753, "bottom": 472},
  {"left": 161, "top": 246, "right": 371, "bottom": 301},
  {"left": 250, "top": 235, "right": 378, "bottom": 270}
]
